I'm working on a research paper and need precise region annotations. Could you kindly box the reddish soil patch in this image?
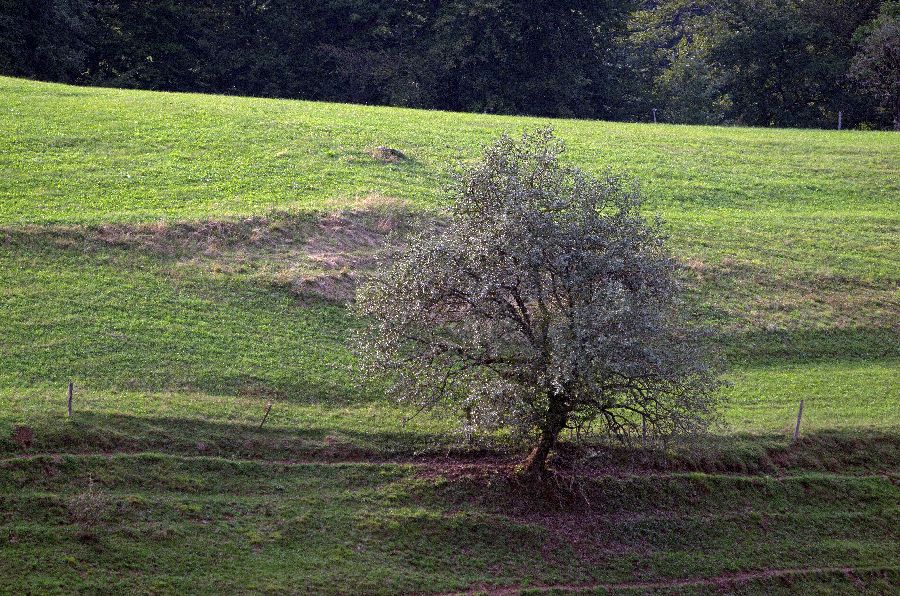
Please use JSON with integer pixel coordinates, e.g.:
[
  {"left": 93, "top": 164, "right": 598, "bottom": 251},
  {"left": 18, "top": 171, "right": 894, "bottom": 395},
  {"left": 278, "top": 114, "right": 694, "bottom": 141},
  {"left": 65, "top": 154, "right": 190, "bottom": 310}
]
[{"left": 12, "top": 425, "right": 34, "bottom": 449}]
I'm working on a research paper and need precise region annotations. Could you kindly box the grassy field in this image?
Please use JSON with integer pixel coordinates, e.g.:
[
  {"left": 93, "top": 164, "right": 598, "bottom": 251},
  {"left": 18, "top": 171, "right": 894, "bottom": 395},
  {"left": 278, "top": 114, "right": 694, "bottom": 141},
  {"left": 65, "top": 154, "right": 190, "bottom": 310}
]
[
  {"left": 0, "top": 76, "right": 898, "bottom": 593},
  {"left": 2, "top": 77, "right": 898, "bottom": 223}
]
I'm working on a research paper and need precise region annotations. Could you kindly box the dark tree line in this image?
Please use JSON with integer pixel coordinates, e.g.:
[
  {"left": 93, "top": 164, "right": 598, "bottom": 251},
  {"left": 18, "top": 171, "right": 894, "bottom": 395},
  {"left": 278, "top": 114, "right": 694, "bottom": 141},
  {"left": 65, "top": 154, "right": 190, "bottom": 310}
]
[
  {"left": 1, "top": 0, "right": 896, "bottom": 128},
  {"left": 620, "top": 0, "right": 899, "bottom": 128}
]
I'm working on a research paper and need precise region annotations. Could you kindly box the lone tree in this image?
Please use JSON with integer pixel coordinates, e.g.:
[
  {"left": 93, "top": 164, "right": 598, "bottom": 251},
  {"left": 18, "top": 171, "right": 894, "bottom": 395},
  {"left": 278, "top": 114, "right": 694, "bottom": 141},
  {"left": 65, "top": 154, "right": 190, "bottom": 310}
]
[{"left": 354, "top": 129, "right": 723, "bottom": 478}]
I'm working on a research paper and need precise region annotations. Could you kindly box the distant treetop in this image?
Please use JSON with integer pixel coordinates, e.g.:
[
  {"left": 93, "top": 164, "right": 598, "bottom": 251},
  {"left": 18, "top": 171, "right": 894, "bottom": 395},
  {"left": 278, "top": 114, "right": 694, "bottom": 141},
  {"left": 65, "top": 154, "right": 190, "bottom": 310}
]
[{"left": 0, "top": 0, "right": 895, "bottom": 129}]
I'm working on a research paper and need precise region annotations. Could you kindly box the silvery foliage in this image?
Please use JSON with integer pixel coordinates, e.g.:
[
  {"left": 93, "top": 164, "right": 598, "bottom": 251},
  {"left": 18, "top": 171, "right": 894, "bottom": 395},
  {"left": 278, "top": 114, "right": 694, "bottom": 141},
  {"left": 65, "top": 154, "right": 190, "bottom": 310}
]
[{"left": 353, "top": 128, "right": 723, "bottom": 449}]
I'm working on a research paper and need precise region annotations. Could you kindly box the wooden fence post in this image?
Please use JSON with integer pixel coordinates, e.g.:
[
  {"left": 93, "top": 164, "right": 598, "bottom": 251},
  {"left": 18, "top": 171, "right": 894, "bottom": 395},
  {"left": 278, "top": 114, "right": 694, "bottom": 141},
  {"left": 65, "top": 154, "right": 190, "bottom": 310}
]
[
  {"left": 838, "top": 111, "right": 843, "bottom": 130},
  {"left": 67, "top": 382, "right": 73, "bottom": 417},
  {"left": 652, "top": 108, "right": 658, "bottom": 124},
  {"left": 259, "top": 402, "right": 273, "bottom": 429}
]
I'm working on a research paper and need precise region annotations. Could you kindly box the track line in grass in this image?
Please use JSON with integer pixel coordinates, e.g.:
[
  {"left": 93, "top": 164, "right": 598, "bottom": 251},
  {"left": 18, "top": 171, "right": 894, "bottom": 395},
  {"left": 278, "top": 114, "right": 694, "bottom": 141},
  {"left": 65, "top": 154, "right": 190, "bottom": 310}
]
[
  {"left": 3, "top": 451, "right": 897, "bottom": 479},
  {"left": 452, "top": 565, "right": 899, "bottom": 595}
]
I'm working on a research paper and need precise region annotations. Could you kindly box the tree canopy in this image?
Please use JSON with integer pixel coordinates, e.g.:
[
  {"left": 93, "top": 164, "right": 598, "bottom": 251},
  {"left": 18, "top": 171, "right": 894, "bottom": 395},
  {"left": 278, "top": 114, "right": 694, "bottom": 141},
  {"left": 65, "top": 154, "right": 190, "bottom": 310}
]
[
  {"left": 850, "top": 3, "right": 900, "bottom": 129},
  {"left": 353, "top": 130, "right": 724, "bottom": 477},
  {"left": 1, "top": 0, "right": 897, "bottom": 128}
]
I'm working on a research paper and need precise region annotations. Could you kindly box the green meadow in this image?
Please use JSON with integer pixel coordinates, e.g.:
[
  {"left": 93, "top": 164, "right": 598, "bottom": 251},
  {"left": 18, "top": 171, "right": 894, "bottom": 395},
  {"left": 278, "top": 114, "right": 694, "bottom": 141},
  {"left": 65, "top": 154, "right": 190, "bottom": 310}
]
[{"left": 0, "top": 76, "right": 897, "bottom": 593}]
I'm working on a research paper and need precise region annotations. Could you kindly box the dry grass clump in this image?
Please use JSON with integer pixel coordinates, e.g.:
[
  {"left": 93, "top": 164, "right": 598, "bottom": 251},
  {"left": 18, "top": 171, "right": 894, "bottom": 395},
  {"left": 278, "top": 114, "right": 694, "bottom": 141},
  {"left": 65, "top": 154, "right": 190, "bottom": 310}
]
[{"left": 69, "top": 476, "right": 109, "bottom": 540}]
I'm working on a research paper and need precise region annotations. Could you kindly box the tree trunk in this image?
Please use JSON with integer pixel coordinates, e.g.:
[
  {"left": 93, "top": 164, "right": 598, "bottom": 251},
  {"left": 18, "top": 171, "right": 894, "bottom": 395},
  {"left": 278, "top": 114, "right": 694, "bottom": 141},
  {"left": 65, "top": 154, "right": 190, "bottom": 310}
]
[
  {"left": 520, "top": 397, "right": 568, "bottom": 480},
  {"left": 521, "top": 427, "right": 559, "bottom": 479}
]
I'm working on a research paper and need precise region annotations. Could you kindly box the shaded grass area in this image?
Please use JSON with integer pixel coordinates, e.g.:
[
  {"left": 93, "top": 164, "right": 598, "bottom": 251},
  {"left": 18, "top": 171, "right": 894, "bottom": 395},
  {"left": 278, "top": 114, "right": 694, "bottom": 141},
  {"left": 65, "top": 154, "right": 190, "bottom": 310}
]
[
  {"left": 626, "top": 570, "right": 899, "bottom": 596},
  {"left": 3, "top": 383, "right": 899, "bottom": 474},
  {"left": 0, "top": 389, "right": 453, "bottom": 460},
  {"left": 0, "top": 454, "right": 897, "bottom": 593}
]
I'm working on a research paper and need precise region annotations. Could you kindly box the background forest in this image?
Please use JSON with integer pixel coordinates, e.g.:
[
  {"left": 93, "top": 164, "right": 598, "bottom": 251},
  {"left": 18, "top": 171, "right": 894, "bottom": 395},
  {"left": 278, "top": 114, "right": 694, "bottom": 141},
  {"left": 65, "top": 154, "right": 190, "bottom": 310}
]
[{"left": 2, "top": 0, "right": 898, "bottom": 129}]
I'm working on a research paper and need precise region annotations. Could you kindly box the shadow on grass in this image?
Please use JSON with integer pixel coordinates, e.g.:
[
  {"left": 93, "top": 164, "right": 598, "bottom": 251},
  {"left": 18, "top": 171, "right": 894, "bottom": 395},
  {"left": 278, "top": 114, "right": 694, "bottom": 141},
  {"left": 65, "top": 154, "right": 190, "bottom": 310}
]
[
  {"left": 578, "top": 430, "right": 900, "bottom": 475},
  {"left": 0, "top": 411, "right": 450, "bottom": 461},
  {"left": 723, "top": 326, "right": 900, "bottom": 366},
  {"left": 3, "top": 409, "right": 897, "bottom": 476}
]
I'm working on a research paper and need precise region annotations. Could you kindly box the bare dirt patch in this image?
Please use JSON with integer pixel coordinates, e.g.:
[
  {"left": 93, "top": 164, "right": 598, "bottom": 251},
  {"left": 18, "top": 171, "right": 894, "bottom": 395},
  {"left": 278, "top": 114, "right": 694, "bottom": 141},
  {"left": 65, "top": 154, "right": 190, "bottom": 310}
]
[
  {"left": 3, "top": 197, "right": 429, "bottom": 303},
  {"left": 12, "top": 425, "right": 34, "bottom": 449}
]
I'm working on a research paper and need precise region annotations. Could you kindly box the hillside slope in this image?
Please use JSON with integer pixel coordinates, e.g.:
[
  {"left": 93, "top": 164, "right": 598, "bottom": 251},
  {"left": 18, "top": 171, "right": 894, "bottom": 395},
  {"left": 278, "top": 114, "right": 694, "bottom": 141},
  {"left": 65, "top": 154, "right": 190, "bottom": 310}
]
[
  {"left": 0, "top": 77, "right": 897, "bottom": 593},
  {"left": 2, "top": 76, "right": 898, "bottom": 223}
]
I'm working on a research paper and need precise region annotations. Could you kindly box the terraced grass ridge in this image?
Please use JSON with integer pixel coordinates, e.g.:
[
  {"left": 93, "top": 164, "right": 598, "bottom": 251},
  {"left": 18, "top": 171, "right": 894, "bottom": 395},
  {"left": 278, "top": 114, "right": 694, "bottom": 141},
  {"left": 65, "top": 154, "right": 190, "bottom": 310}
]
[{"left": 0, "top": 76, "right": 898, "bottom": 593}]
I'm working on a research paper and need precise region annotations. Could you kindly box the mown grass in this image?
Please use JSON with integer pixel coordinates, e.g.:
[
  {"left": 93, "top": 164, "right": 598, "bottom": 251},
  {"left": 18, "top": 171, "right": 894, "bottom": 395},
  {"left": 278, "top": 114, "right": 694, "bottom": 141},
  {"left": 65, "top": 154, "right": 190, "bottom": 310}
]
[
  {"left": 0, "top": 76, "right": 897, "bottom": 592},
  {"left": 1, "top": 219, "right": 896, "bottom": 438},
  {"left": 2, "top": 76, "right": 898, "bottom": 224},
  {"left": 1, "top": 454, "right": 897, "bottom": 593}
]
